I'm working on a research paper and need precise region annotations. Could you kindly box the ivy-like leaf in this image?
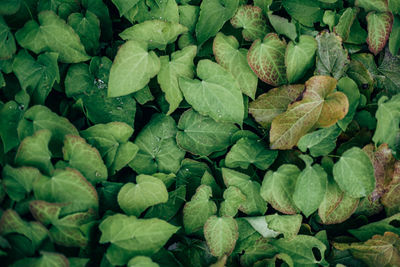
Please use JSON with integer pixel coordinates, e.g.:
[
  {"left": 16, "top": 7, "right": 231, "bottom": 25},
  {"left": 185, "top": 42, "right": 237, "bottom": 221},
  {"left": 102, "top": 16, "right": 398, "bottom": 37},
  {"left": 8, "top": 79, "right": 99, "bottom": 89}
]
[
  {"left": 0, "top": 17, "right": 16, "bottom": 60},
  {"left": 334, "top": 7, "right": 358, "bottom": 41},
  {"left": 267, "top": 13, "right": 297, "bottom": 41},
  {"left": 282, "top": 0, "right": 324, "bottom": 27},
  {"left": 230, "top": 5, "right": 269, "bottom": 41},
  {"left": 204, "top": 216, "right": 238, "bottom": 257},
  {"left": 367, "top": 12, "right": 393, "bottom": 55},
  {"left": 356, "top": 0, "right": 389, "bottom": 12},
  {"left": 247, "top": 33, "right": 287, "bottom": 86},
  {"left": 2, "top": 165, "right": 42, "bottom": 201}
]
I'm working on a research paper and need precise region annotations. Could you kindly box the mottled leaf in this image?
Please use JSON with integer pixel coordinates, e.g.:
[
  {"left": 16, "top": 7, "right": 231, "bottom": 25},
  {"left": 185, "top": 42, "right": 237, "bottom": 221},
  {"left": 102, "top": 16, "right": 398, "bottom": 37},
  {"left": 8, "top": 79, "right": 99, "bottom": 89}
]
[{"left": 230, "top": 5, "right": 269, "bottom": 41}]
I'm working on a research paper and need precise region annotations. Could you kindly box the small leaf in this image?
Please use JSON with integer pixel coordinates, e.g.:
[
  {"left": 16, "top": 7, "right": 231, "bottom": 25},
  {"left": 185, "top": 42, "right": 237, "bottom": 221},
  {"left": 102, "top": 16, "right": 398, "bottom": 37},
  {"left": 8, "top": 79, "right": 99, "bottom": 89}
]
[
  {"left": 128, "top": 256, "right": 159, "bottom": 267},
  {"left": 367, "top": 12, "right": 393, "bottom": 55},
  {"left": 117, "top": 174, "right": 169, "bottom": 216},
  {"left": 0, "top": 101, "right": 24, "bottom": 153},
  {"left": 349, "top": 213, "right": 400, "bottom": 241},
  {"left": 144, "top": 186, "right": 186, "bottom": 221},
  {"left": 297, "top": 125, "right": 342, "bottom": 157},
  {"left": 282, "top": 0, "right": 324, "bottom": 27},
  {"left": 336, "top": 77, "right": 361, "bottom": 131},
  {"left": 230, "top": 5, "right": 269, "bottom": 41},
  {"left": 0, "top": 17, "right": 16, "bottom": 60},
  {"left": 381, "top": 162, "right": 400, "bottom": 215},
  {"left": 356, "top": 0, "right": 389, "bottom": 12},
  {"left": 334, "top": 8, "right": 358, "bottom": 41},
  {"left": 10, "top": 251, "right": 69, "bottom": 267},
  {"left": 3, "top": 165, "right": 42, "bottom": 201},
  {"left": 333, "top": 147, "right": 376, "bottom": 198},
  {"left": 204, "top": 216, "right": 239, "bottom": 257},
  {"left": 243, "top": 217, "right": 279, "bottom": 238},
  {"left": 247, "top": 33, "right": 287, "bottom": 86},
  {"left": 108, "top": 40, "right": 160, "bottom": 97},
  {"left": 220, "top": 186, "right": 246, "bottom": 217},
  {"left": 267, "top": 12, "right": 297, "bottom": 41},
  {"left": 265, "top": 214, "right": 303, "bottom": 238}
]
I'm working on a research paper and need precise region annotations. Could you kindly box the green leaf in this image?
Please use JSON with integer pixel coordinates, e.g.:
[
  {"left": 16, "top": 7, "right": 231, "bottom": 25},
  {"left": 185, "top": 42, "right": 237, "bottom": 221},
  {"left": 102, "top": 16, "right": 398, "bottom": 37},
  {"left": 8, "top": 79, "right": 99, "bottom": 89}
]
[
  {"left": 107, "top": 40, "right": 160, "bottom": 97},
  {"left": 285, "top": 35, "right": 317, "bottom": 83},
  {"left": 230, "top": 5, "right": 269, "bottom": 41},
  {"left": 225, "top": 137, "right": 278, "bottom": 170},
  {"left": 356, "top": 0, "right": 389, "bottom": 12},
  {"left": 334, "top": 232, "right": 400, "bottom": 266},
  {"left": 111, "top": 0, "right": 140, "bottom": 18},
  {"left": 15, "top": 11, "right": 90, "bottom": 63},
  {"left": 389, "top": 0, "right": 400, "bottom": 14},
  {"left": 213, "top": 33, "right": 258, "bottom": 99},
  {"left": 243, "top": 217, "right": 279, "bottom": 238},
  {"left": 0, "top": 101, "right": 24, "bottom": 153},
  {"left": 157, "top": 45, "right": 197, "bottom": 114},
  {"left": 270, "top": 76, "right": 349, "bottom": 149},
  {"left": 282, "top": 0, "right": 324, "bottom": 27},
  {"left": 118, "top": 174, "right": 169, "bottom": 216},
  {"left": 333, "top": 147, "right": 376, "bottom": 198},
  {"left": 367, "top": 12, "right": 394, "bottom": 55},
  {"left": 222, "top": 168, "right": 267, "bottom": 215},
  {"left": 220, "top": 186, "right": 246, "bottom": 217},
  {"left": 67, "top": 10, "right": 100, "bottom": 55},
  {"left": 297, "top": 125, "right": 342, "bottom": 157},
  {"left": 34, "top": 168, "right": 99, "bottom": 215},
  {"left": 260, "top": 164, "right": 301, "bottom": 214},
  {"left": 267, "top": 13, "right": 297, "bottom": 41},
  {"left": 145, "top": 186, "right": 186, "bottom": 221},
  {"left": 247, "top": 33, "right": 287, "bottom": 86},
  {"left": 62, "top": 135, "right": 108, "bottom": 184},
  {"left": 120, "top": 20, "right": 188, "bottom": 50},
  {"left": 3, "top": 165, "right": 41, "bottom": 201},
  {"left": 178, "top": 5, "right": 199, "bottom": 33},
  {"left": 179, "top": 59, "right": 244, "bottom": 124},
  {"left": 128, "top": 256, "right": 159, "bottom": 267},
  {"left": 15, "top": 129, "right": 53, "bottom": 175},
  {"left": 249, "top": 84, "right": 304, "bottom": 128},
  {"left": 389, "top": 15, "right": 400, "bottom": 55},
  {"left": 315, "top": 31, "right": 350, "bottom": 79},
  {"left": 195, "top": 0, "right": 239, "bottom": 45},
  {"left": 183, "top": 185, "right": 217, "bottom": 234},
  {"left": 271, "top": 235, "right": 327, "bottom": 265},
  {"left": 135, "top": 0, "right": 180, "bottom": 24},
  {"left": 176, "top": 109, "right": 238, "bottom": 156},
  {"left": 0, "top": 0, "right": 21, "bottom": 16},
  {"left": 176, "top": 159, "right": 211, "bottom": 197},
  {"left": 99, "top": 213, "right": 179, "bottom": 254},
  {"left": 204, "top": 216, "right": 238, "bottom": 257},
  {"left": 334, "top": 8, "right": 358, "bottom": 41},
  {"left": 293, "top": 155, "right": 328, "bottom": 217},
  {"left": 13, "top": 50, "right": 60, "bottom": 104},
  {"left": 129, "top": 114, "right": 185, "bottom": 174},
  {"left": 10, "top": 251, "right": 69, "bottom": 267},
  {"left": 349, "top": 213, "right": 400, "bottom": 241},
  {"left": 377, "top": 50, "right": 400, "bottom": 97},
  {"left": 337, "top": 77, "right": 360, "bottom": 131},
  {"left": 265, "top": 214, "right": 303, "bottom": 238},
  {"left": 0, "top": 17, "right": 16, "bottom": 60}
]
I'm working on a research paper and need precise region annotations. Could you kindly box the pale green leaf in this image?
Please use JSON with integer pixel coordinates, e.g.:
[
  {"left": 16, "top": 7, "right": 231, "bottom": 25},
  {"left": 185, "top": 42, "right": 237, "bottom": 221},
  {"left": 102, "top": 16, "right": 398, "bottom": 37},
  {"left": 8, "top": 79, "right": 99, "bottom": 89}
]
[
  {"left": 204, "top": 216, "right": 238, "bottom": 257},
  {"left": 268, "top": 13, "right": 297, "bottom": 41},
  {"left": 297, "top": 125, "right": 342, "bottom": 157},
  {"left": 230, "top": 5, "right": 269, "bottom": 41},
  {"left": 367, "top": 12, "right": 393, "bottom": 55}
]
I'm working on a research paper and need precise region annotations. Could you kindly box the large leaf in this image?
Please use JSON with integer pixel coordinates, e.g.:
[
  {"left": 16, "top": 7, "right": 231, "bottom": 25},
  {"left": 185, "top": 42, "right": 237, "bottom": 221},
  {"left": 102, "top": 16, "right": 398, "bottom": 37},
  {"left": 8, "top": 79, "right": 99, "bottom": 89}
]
[
  {"left": 249, "top": 84, "right": 304, "bottom": 128},
  {"left": 230, "top": 5, "right": 269, "bottom": 41},
  {"left": 204, "top": 216, "right": 238, "bottom": 257},
  {"left": 247, "top": 33, "right": 287, "bottom": 86},
  {"left": 285, "top": 35, "right": 317, "bottom": 83},
  {"left": 107, "top": 40, "right": 160, "bottom": 97},
  {"left": 179, "top": 59, "right": 244, "bottom": 124},
  {"left": 157, "top": 45, "right": 197, "bottom": 114},
  {"left": 195, "top": 0, "right": 239, "bottom": 44},
  {"left": 270, "top": 76, "right": 349, "bottom": 149},
  {"left": 129, "top": 114, "right": 185, "bottom": 174},
  {"left": 367, "top": 12, "right": 394, "bottom": 55},
  {"left": 213, "top": 33, "right": 258, "bottom": 99},
  {"left": 260, "top": 164, "right": 301, "bottom": 214},
  {"left": 118, "top": 175, "right": 169, "bottom": 216},
  {"left": 15, "top": 11, "right": 89, "bottom": 63},
  {"left": 333, "top": 147, "right": 376, "bottom": 198},
  {"left": 176, "top": 109, "right": 238, "bottom": 156},
  {"left": 120, "top": 20, "right": 188, "bottom": 50}
]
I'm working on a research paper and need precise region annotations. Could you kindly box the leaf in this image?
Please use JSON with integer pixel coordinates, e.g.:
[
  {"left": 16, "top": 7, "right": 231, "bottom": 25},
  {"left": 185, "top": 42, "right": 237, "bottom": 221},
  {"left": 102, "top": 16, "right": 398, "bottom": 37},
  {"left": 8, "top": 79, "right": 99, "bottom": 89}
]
[
  {"left": 293, "top": 155, "right": 328, "bottom": 217},
  {"left": 247, "top": 33, "right": 287, "bottom": 86},
  {"left": 107, "top": 40, "right": 161, "bottom": 97},
  {"left": 183, "top": 185, "right": 217, "bottom": 234},
  {"left": 334, "top": 232, "right": 400, "bottom": 266},
  {"left": 270, "top": 76, "right": 349, "bottom": 149},
  {"left": 265, "top": 214, "right": 303, "bottom": 238},
  {"left": 225, "top": 137, "right": 278, "bottom": 170},
  {"left": 118, "top": 175, "right": 169, "bottom": 216},
  {"left": 10, "top": 251, "right": 69, "bottom": 267},
  {"left": 179, "top": 5, "right": 199, "bottom": 32},
  {"left": 389, "top": 15, "right": 400, "bottom": 55},
  {"left": 373, "top": 94, "right": 400, "bottom": 151},
  {"left": 285, "top": 35, "right": 317, "bottom": 83},
  {"left": 334, "top": 8, "right": 358, "bottom": 41},
  {"left": 0, "top": 101, "right": 24, "bottom": 153},
  {"left": 120, "top": 20, "right": 188, "bottom": 50},
  {"left": 0, "top": 17, "right": 16, "bottom": 60},
  {"left": 220, "top": 186, "right": 246, "bottom": 217},
  {"left": 336, "top": 77, "right": 360, "bottom": 131},
  {"left": 367, "top": 12, "right": 394, "bottom": 55},
  {"left": 297, "top": 125, "right": 342, "bottom": 157},
  {"left": 381, "top": 162, "right": 400, "bottom": 215},
  {"left": 315, "top": 31, "right": 350, "bottom": 79},
  {"left": 222, "top": 168, "right": 267, "bottom": 215},
  {"left": 204, "top": 216, "right": 239, "bottom": 257},
  {"left": 260, "top": 164, "right": 301, "bottom": 214},
  {"left": 243, "top": 217, "right": 279, "bottom": 238},
  {"left": 282, "top": 0, "right": 324, "bottom": 27},
  {"left": 128, "top": 256, "right": 159, "bottom": 267},
  {"left": 134, "top": 0, "right": 180, "bottom": 24},
  {"left": 333, "top": 147, "right": 376, "bottom": 198},
  {"left": 230, "top": 5, "right": 269, "bottom": 41},
  {"left": 267, "top": 13, "right": 297, "bottom": 41},
  {"left": 99, "top": 213, "right": 179, "bottom": 254},
  {"left": 179, "top": 59, "right": 244, "bottom": 124},
  {"left": 34, "top": 168, "right": 99, "bottom": 215},
  {"left": 213, "top": 32, "right": 258, "bottom": 99},
  {"left": 356, "top": 0, "right": 389, "bottom": 12},
  {"left": 15, "top": 11, "right": 90, "bottom": 63},
  {"left": 389, "top": 0, "right": 400, "bottom": 14},
  {"left": 157, "top": 45, "right": 197, "bottom": 114},
  {"left": 378, "top": 49, "right": 400, "bottom": 96},
  {"left": 67, "top": 10, "right": 100, "bottom": 55},
  {"left": 271, "top": 235, "right": 327, "bottom": 265},
  {"left": 249, "top": 84, "right": 304, "bottom": 128},
  {"left": 145, "top": 186, "right": 186, "bottom": 221},
  {"left": 62, "top": 135, "right": 108, "bottom": 184},
  {"left": 129, "top": 114, "right": 185, "bottom": 174},
  {"left": 2, "top": 165, "right": 42, "bottom": 201},
  {"left": 111, "top": 0, "right": 141, "bottom": 18},
  {"left": 350, "top": 213, "right": 400, "bottom": 241},
  {"left": 15, "top": 129, "right": 53, "bottom": 175},
  {"left": 195, "top": 0, "right": 239, "bottom": 45},
  {"left": 176, "top": 109, "right": 238, "bottom": 156}
]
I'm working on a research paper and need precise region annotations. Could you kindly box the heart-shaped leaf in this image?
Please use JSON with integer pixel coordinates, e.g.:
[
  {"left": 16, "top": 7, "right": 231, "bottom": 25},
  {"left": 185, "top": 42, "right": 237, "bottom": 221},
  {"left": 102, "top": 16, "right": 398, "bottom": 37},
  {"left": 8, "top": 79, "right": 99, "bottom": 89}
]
[
  {"left": 367, "top": 12, "right": 393, "bottom": 55},
  {"left": 230, "top": 5, "right": 269, "bottom": 41},
  {"left": 204, "top": 216, "right": 238, "bottom": 257}
]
